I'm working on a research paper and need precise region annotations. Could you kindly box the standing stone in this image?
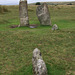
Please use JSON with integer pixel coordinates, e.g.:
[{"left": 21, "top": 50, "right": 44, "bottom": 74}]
[
  {"left": 52, "top": 24, "right": 58, "bottom": 30},
  {"left": 36, "top": 3, "right": 51, "bottom": 26},
  {"left": 19, "top": 0, "right": 29, "bottom": 26},
  {"left": 32, "top": 48, "right": 48, "bottom": 75}
]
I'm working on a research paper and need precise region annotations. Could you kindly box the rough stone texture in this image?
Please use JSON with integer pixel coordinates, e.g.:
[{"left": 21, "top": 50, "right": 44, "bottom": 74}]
[
  {"left": 52, "top": 24, "right": 58, "bottom": 30},
  {"left": 32, "top": 48, "right": 47, "bottom": 75},
  {"left": 36, "top": 3, "right": 51, "bottom": 26},
  {"left": 19, "top": 0, "right": 29, "bottom": 26}
]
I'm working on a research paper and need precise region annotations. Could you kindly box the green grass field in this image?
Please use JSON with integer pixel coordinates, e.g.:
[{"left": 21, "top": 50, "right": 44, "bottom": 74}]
[{"left": 0, "top": 5, "right": 75, "bottom": 75}]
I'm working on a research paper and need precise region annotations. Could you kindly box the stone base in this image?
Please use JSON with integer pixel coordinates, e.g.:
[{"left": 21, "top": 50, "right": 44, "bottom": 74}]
[{"left": 20, "top": 18, "right": 29, "bottom": 26}]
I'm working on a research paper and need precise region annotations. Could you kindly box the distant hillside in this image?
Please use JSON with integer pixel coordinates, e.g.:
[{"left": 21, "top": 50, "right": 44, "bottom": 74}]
[{"left": 29, "top": 1, "right": 75, "bottom": 5}]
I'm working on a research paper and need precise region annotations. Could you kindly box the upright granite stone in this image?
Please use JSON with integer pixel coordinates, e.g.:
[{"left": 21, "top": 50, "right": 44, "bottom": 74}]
[
  {"left": 19, "top": 0, "right": 29, "bottom": 26},
  {"left": 36, "top": 3, "right": 51, "bottom": 26},
  {"left": 32, "top": 48, "right": 48, "bottom": 75}
]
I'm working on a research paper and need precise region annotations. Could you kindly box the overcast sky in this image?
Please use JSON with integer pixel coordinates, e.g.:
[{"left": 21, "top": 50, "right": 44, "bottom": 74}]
[{"left": 0, "top": 0, "right": 75, "bottom": 5}]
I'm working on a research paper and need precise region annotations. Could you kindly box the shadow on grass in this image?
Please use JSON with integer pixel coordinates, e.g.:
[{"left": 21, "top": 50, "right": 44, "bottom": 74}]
[{"left": 10, "top": 25, "right": 52, "bottom": 30}]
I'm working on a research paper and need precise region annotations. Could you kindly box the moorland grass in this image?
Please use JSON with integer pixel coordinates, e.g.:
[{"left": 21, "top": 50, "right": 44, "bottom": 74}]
[
  {"left": 0, "top": 5, "right": 9, "bottom": 14},
  {"left": 0, "top": 5, "right": 75, "bottom": 75}
]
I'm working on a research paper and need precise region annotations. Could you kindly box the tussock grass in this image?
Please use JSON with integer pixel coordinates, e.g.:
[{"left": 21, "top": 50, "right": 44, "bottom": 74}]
[{"left": 0, "top": 5, "right": 9, "bottom": 14}]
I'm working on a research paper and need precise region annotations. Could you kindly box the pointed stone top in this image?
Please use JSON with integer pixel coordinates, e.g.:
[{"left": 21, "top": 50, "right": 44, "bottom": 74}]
[
  {"left": 33, "top": 48, "right": 40, "bottom": 53},
  {"left": 33, "top": 48, "right": 42, "bottom": 58},
  {"left": 20, "top": 0, "right": 27, "bottom": 1},
  {"left": 33, "top": 48, "right": 42, "bottom": 63}
]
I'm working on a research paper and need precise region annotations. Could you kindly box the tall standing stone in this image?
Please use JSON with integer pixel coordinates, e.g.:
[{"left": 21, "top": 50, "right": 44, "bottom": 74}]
[
  {"left": 32, "top": 48, "right": 48, "bottom": 75},
  {"left": 19, "top": 0, "right": 29, "bottom": 26},
  {"left": 36, "top": 3, "right": 51, "bottom": 26}
]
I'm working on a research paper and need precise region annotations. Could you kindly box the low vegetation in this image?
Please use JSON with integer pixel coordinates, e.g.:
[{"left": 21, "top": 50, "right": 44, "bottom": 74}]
[
  {"left": 0, "top": 5, "right": 75, "bottom": 75},
  {"left": 35, "top": 2, "right": 41, "bottom": 5},
  {"left": 30, "top": 1, "right": 75, "bottom": 5},
  {"left": 0, "top": 5, "right": 9, "bottom": 13}
]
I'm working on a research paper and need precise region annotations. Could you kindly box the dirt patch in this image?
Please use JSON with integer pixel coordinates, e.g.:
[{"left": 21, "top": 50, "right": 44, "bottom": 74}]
[
  {"left": 10, "top": 24, "right": 38, "bottom": 28},
  {"left": 10, "top": 25, "right": 19, "bottom": 28}
]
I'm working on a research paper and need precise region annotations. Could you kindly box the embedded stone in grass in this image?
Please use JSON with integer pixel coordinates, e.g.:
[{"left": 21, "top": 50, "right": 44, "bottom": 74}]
[
  {"left": 52, "top": 24, "right": 58, "bottom": 30},
  {"left": 36, "top": 3, "right": 51, "bottom": 26},
  {"left": 19, "top": 0, "right": 29, "bottom": 26},
  {"left": 32, "top": 48, "right": 48, "bottom": 75},
  {"left": 29, "top": 24, "right": 38, "bottom": 28}
]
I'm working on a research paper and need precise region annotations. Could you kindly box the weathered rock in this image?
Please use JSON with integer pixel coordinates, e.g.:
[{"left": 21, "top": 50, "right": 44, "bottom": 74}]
[
  {"left": 52, "top": 24, "right": 58, "bottom": 30},
  {"left": 32, "top": 48, "right": 47, "bottom": 75},
  {"left": 19, "top": 0, "right": 29, "bottom": 26},
  {"left": 36, "top": 3, "right": 51, "bottom": 26},
  {"left": 29, "top": 25, "right": 37, "bottom": 28}
]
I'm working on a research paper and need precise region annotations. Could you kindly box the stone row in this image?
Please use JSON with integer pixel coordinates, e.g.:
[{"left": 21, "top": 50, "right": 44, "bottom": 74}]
[{"left": 19, "top": 0, "right": 51, "bottom": 26}]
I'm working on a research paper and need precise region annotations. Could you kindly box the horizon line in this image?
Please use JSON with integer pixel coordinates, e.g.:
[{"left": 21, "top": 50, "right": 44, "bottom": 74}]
[{"left": 0, "top": 1, "right": 75, "bottom": 5}]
